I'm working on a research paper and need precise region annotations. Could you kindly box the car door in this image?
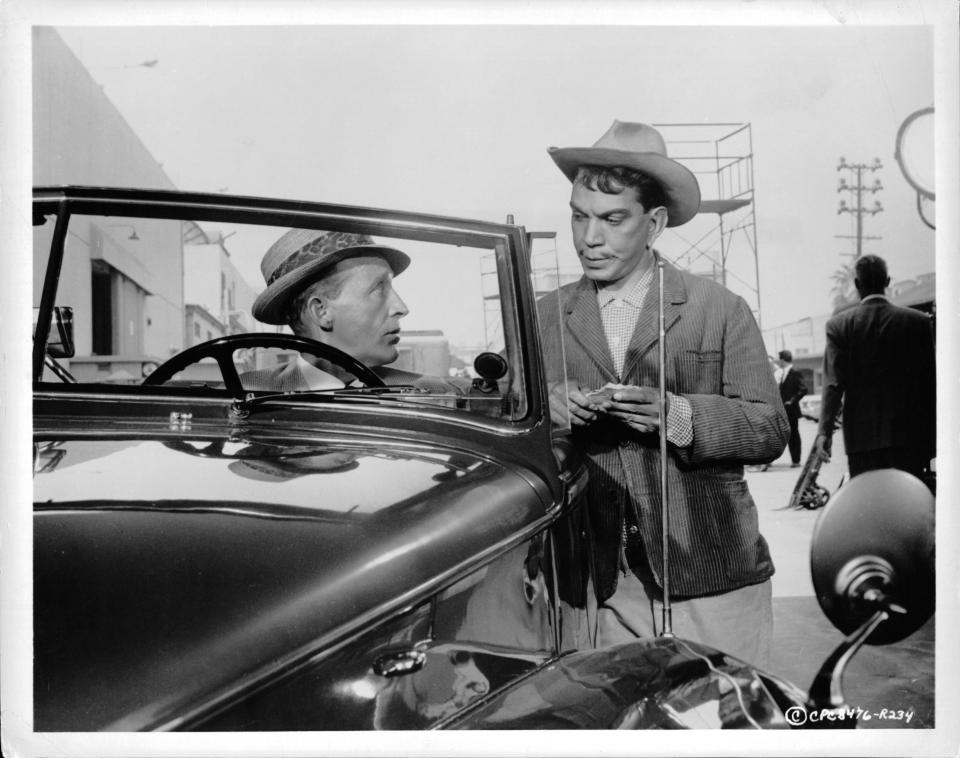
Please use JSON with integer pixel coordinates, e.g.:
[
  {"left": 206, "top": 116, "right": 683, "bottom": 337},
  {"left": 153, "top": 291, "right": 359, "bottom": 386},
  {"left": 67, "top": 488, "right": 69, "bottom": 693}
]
[{"left": 193, "top": 533, "right": 563, "bottom": 730}]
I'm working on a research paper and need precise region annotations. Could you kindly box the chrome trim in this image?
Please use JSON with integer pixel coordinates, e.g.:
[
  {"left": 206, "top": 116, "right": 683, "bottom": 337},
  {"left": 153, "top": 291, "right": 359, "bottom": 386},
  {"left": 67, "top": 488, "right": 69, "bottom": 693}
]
[
  {"left": 373, "top": 649, "right": 427, "bottom": 678},
  {"left": 244, "top": 395, "right": 538, "bottom": 435},
  {"left": 34, "top": 390, "right": 235, "bottom": 409},
  {"left": 35, "top": 387, "right": 537, "bottom": 435}
]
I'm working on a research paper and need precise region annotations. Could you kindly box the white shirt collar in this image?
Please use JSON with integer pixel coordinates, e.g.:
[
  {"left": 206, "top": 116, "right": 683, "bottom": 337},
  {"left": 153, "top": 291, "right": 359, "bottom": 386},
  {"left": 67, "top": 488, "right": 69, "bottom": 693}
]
[
  {"left": 595, "top": 265, "right": 654, "bottom": 309},
  {"left": 861, "top": 294, "right": 890, "bottom": 303}
]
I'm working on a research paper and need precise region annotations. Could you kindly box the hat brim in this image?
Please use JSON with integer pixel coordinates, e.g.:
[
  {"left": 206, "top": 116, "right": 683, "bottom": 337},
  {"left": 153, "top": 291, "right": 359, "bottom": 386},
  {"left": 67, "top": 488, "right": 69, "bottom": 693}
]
[
  {"left": 548, "top": 146, "right": 701, "bottom": 227},
  {"left": 252, "top": 244, "right": 411, "bottom": 325}
]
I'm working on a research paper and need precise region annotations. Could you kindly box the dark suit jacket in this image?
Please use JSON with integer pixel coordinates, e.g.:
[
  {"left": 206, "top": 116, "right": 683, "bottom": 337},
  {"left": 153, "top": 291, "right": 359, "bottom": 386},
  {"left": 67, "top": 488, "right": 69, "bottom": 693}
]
[
  {"left": 818, "top": 297, "right": 935, "bottom": 460},
  {"left": 778, "top": 367, "right": 807, "bottom": 420},
  {"left": 537, "top": 259, "right": 789, "bottom": 600}
]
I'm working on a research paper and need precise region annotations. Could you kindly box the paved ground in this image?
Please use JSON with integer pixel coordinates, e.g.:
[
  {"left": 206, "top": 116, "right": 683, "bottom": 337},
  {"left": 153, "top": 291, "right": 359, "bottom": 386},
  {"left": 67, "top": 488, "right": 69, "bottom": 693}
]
[{"left": 747, "top": 419, "right": 935, "bottom": 729}]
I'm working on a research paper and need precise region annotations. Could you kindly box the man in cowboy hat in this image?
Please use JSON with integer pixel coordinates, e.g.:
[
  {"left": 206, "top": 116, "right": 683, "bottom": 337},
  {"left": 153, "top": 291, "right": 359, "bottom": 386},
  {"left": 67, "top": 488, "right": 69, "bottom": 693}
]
[
  {"left": 243, "top": 229, "right": 450, "bottom": 391},
  {"left": 537, "top": 121, "right": 788, "bottom": 666}
]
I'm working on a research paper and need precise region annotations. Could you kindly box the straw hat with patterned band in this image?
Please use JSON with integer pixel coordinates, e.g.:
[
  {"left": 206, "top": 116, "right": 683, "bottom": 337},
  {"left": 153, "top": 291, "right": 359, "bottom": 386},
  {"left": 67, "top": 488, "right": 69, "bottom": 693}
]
[
  {"left": 252, "top": 228, "right": 411, "bottom": 325},
  {"left": 547, "top": 120, "right": 701, "bottom": 227}
]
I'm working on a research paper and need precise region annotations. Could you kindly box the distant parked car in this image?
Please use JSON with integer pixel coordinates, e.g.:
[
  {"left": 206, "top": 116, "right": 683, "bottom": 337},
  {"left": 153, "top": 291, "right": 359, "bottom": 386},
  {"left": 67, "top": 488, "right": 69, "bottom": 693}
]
[{"left": 800, "top": 394, "right": 821, "bottom": 421}]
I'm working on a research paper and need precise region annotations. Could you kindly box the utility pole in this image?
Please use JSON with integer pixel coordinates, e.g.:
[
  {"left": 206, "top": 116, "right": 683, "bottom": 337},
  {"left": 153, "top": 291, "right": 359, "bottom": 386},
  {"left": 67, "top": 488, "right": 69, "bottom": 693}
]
[{"left": 836, "top": 157, "right": 883, "bottom": 260}]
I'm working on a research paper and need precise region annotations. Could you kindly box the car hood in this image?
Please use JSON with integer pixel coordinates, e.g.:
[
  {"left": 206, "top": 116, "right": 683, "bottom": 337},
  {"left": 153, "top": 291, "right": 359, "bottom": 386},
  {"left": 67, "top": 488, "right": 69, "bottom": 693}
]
[
  {"left": 34, "top": 437, "right": 499, "bottom": 513},
  {"left": 34, "top": 436, "right": 548, "bottom": 731}
]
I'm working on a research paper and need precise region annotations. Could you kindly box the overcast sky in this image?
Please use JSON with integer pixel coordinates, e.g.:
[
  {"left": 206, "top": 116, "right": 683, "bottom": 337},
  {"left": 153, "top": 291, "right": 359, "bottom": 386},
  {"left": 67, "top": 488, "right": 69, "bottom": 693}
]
[{"left": 48, "top": 19, "right": 939, "bottom": 331}]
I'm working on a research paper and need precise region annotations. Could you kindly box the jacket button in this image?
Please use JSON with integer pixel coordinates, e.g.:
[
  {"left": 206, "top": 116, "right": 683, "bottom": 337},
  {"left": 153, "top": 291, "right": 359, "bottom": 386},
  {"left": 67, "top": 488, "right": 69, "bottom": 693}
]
[{"left": 627, "top": 525, "right": 639, "bottom": 535}]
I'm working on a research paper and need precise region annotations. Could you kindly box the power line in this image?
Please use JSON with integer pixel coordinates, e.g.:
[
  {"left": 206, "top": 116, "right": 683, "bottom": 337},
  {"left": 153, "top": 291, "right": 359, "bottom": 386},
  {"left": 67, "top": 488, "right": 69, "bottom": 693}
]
[{"left": 836, "top": 157, "right": 883, "bottom": 260}]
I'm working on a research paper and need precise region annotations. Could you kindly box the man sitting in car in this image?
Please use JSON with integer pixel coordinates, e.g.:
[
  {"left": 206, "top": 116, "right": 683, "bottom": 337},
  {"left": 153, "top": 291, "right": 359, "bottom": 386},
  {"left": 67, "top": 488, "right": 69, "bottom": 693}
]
[{"left": 244, "top": 228, "right": 453, "bottom": 392}]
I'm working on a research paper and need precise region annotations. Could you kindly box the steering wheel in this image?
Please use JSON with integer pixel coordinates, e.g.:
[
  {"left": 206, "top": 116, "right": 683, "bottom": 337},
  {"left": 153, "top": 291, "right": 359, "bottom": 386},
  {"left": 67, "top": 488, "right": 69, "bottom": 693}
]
[{"left": 143, "top": 333, "right": 385, "bottom": 393}]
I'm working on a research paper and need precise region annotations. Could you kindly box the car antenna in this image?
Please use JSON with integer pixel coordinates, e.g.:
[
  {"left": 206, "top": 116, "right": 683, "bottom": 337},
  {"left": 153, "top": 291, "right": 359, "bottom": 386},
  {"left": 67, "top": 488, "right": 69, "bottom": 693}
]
[{"left": 657, "top": 256, "right": 674, "bottom": 637}]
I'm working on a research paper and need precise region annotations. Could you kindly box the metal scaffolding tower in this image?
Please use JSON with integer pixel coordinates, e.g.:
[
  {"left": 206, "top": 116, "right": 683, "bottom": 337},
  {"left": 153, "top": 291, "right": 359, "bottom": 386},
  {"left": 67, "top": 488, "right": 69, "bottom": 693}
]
[{"left": 653, "top": 122, "right": 762, "bottom": 326}]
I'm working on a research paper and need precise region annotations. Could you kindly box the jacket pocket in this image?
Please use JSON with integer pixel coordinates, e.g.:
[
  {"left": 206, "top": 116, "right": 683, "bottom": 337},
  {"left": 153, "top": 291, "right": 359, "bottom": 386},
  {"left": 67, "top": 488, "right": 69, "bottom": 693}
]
[
  {"left": 674, "top": 350, "right": 723, "bottom": 394},
  {"left": 713, "top": 479, "right": 768, "bottom": 583}
]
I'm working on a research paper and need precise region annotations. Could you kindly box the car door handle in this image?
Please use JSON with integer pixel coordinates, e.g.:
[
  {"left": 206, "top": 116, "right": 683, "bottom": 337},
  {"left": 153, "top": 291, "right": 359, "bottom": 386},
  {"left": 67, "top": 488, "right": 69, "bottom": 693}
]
[{"left": 373, "top": 649, "right": 426, "bottom": 678}]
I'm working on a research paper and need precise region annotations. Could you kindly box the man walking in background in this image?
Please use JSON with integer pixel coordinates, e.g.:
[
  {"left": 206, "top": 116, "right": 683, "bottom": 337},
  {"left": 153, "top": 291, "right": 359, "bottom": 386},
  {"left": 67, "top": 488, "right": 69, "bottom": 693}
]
[
  {"left": 776, "top": 349, "right": 807, "bottom": 468},
  {"left": 816, "top": 254, "right": 936, "bottom": 487}
]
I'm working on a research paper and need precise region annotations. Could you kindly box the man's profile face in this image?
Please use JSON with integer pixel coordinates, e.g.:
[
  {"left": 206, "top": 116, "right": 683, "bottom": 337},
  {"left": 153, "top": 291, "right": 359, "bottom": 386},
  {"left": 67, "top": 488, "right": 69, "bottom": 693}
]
[
  {"left": 569, "top": 182, "right": 660, "bottom": 285},
  {"left": 313, "top": 256, "right": 409, "bottom": 366}
]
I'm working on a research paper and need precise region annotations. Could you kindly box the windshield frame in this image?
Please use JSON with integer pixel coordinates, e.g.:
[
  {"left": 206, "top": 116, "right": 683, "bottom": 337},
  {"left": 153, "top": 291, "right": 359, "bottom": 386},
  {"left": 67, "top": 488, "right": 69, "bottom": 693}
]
[{"left": 32, "top": 186, "right": 545, "bottom": 430}]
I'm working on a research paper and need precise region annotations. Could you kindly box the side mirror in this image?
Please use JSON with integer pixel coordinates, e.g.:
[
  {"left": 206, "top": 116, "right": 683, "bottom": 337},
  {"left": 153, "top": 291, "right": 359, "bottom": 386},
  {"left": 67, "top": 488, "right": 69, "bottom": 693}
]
[
  {"left": 472, "top": 352, "right": 508, "bottom": 393},
  {"left": 810, "top": 468, "right": 934, "bottom": 643},
  {"left": 35, "top": 306, "right": 75, "bottom": 359},
  {"left": 806, "top": 469, "right": 934, "bottom": 719}
]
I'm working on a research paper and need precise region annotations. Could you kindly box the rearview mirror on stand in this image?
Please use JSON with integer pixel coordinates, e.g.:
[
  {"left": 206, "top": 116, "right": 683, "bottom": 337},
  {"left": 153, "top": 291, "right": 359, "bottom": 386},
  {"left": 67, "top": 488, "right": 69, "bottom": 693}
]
[{"left": 806, "top": 469, "right": 934, "bottom": 724}]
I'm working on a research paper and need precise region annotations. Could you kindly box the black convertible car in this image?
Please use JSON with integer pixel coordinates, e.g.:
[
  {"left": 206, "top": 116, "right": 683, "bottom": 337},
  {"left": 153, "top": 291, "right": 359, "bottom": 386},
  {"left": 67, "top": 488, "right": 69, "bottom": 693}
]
[{"left": 32, "top": 186, "right": 934, "bottom": 731}]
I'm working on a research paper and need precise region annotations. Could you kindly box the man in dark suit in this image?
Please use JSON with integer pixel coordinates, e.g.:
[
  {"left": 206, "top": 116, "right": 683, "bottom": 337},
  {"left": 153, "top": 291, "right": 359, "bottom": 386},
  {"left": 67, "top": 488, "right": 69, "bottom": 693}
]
[
  {"left": 816, "top": 254, "right": 935, "bottom": 483},
  {"left": 776, "top": 349, "right": 807, "bottom": 467},
  {"left": 538, "top": 121, "right": 788, "bottom": 666}
]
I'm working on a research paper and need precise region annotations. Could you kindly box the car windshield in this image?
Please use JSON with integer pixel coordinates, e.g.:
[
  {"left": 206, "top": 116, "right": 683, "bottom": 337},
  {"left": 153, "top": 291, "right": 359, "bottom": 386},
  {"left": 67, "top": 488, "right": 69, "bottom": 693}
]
[{"left": 32, "top": 192, "right": 569, "bottom": 425}]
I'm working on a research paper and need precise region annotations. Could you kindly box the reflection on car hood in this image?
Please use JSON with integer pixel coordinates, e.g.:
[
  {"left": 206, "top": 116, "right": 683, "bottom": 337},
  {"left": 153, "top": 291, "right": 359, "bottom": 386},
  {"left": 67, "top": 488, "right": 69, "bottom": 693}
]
[
  {"left": 453, "top": 637, "right": 808, "bottom": 729},
  {"left": 35, "top": 438, "right": 489, "bottom": 515},
  {"left": 34, "top": 437, "right": 547, "bottom": 731}
]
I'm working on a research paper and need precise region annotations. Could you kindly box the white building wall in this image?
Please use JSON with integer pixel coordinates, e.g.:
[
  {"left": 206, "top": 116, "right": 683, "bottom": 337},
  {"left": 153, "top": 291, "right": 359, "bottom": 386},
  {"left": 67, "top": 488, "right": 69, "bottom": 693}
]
[
  {"left": 763, "top": 314, "right": 829, "bottom": 360},
  {"left": 184, "top": 245, "right": 222, "bottom": 316},
  {"left": 219, "top": 248, "right": 259, "bottom": 333},
  {"left": 184, "top": 242, "right": 262, "bottom": 334},
  {"left": 33, "top": 28, "right": 185, "bottom": 362},
  {"left": 33, "top": 27, "right": 178, "bottom": 191}
]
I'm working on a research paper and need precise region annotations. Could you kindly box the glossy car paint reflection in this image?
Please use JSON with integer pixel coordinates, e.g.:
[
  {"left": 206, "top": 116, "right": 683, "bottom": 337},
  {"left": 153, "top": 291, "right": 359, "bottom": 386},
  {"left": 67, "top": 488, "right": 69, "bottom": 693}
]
[
  {"left": 199, "top": 540, "right": 554, "bottom": 730},
  {"left": 34, "top": 437, "right": 553, "bottom": 731},
  {"left": 450, "top": 637, "right": 806, "bottom": 729},
  {"left": 198, "top": 554, "right": 809, "bottom": 730},
  {"left": 34, "top": 438, "right": 487, "bottom": 513}
]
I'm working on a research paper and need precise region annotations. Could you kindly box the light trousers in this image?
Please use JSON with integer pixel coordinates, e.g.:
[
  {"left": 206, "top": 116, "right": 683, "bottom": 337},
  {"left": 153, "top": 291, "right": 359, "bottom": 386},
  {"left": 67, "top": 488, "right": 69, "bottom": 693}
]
[{"left": 566, "top": 570, "right": 773, "bottom": 669}]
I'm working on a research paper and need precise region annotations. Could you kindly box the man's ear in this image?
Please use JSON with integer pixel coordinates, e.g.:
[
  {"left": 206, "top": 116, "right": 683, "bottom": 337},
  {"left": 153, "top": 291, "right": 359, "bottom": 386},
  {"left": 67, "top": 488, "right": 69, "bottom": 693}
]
[
  {"left": 305, "top": 296, "right": 334, "bottom": 333},
  {"left": 648, "top": 206, "right": 668, "bottom": 248}
]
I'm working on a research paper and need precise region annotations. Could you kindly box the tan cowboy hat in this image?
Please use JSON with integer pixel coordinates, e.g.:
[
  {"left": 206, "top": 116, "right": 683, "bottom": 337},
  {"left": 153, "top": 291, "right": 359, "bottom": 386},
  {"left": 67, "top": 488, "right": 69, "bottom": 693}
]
[
  {"left": 548, "top": 120, "right": 701, "bottom": 227},
  {"left": 252, "top": 228, "right": 410, "bottom": 324}
]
